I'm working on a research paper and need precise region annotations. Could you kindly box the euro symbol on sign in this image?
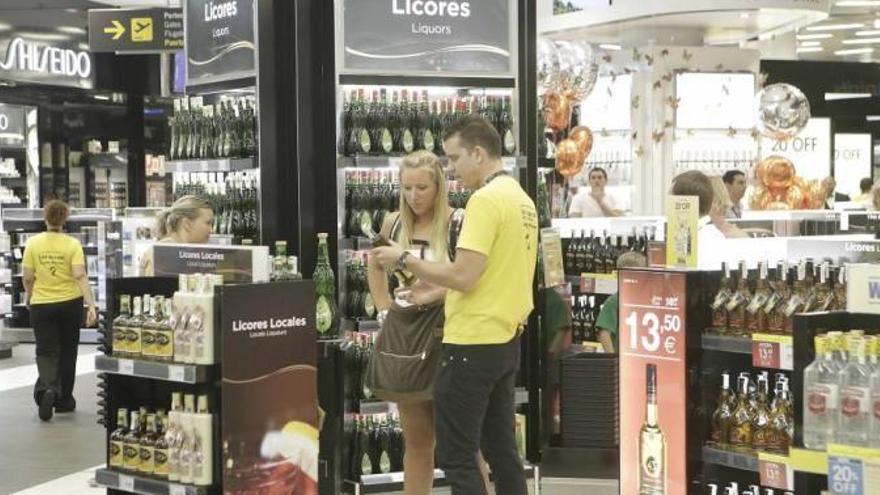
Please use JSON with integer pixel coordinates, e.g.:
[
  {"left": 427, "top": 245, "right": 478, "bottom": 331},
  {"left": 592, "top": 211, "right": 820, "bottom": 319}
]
[{"left": 104, "top": 20, "right": 125, "bottom": 40}]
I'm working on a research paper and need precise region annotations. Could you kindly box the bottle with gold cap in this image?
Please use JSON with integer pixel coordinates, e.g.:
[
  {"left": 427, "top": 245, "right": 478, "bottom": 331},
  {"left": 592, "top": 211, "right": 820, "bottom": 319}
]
[
  {"left": 838, "top": 336, "right": 872, "bottom": 446},
  {"left": 803, "top": 335, "right": 839, "bottom": 449}
]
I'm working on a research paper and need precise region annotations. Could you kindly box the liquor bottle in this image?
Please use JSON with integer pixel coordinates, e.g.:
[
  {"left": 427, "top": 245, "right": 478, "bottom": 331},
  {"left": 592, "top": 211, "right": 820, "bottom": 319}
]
[
  {"left": 767, "top": 378, "right": 794, "bottom": 454},
  {"left": 192, "top": 274, "right": 220, "bottom": 365},
  {"left": 416, "top": 90, "right": 435, "bottom": 152},
  {"left": 500, "top": 95, "right": 517, "bottom": 156},
  {"left": 710, "top": 371, "right": 734, "bottom": 445},
  {"left": 838, "top": 337, "right": 873, "bottom": 446},
  {"left": 564, "top": 234, "right": 577, "bottom": 276},
  {"left": 112, "top": 295, "right": 132, "bottom": 357},
  {"left": 729, "top": 374, "right": 753, "bottom": 450},
  {"left": 803, "top": 335, "right": 840, "bottom": 449},
  {"left": 169, "top": 100, "right": 180, "bottom": 160},
  {"left": 782, "top": 262, "right": 808, "bottom": 335},
  {"left": 110, "top": 408, "right": 129, "bottom": 469},
  {"left": 833, "top": 265, "right": 848, "bottom": 311},
  {"left": 123, "top": 409, "right": 142, "bottom": 472},
  {"left": 314, "top": 233, "right": 340, "bottom": 338},
  {"left": 638, "top": 364, "right": 666, "bottom": 495},
  {"left": 179, "top": 394, "right": 196, "bottom": 484},
  {"left": 814, "top": 262, "right": 835, "bottom": 312},
  {"left": 801, "top": 260, "right": 818, "bottom": 313},
  {"left": 711, "top": 262, "right": 733, "bottom": 333},
  {"left": 828, "top": 331, "right": 848, "bottom": 367},
  {"left": 374, "top": 90, "right": 393, "bottom": 155},
  {"left": 746, "top": 262, "right": 771, "bottom": 335},
  {"left": 725, "top": 261, "right": 751, "bottom": 337},
  {"left": 751, "top": 374, "right": 772, "bottom": 451},
  {"left": 154, "top": 414, "right": 170, "bottom": 479},
  {"left": 128, "top": 296, "right": 145, "bottom": 358},
  {"left": 139, "top": 413, "right": 158, "bottom": 475},
  {"left": 191, "top": 395, "right": 213, "bottom": 486},
  {"left": 167, "top": 393, "right": 183, "bottom": 481},
  {"left": 144, "top": 295, "right": 163, "bottom": 361},
  {"left": 155, "top": 298, "right": 174, "bottom": 362},
  {"left": 397, "top": 90, "right": 414, "bottom": 154},
  {"left": 574, "top": 230, "right": 588, "bottom": 275},
  {"left": 359, "top": 416, "right": 373, "bottom": 477},
  {"left": 766, "top": 262, "right": 791, "bottom": 335},
  {"left": 594, "top": 235, "right": 608, "bottom": 275},
  {"left": 173, "top": 275, "right": 193, "bottom": 364}
]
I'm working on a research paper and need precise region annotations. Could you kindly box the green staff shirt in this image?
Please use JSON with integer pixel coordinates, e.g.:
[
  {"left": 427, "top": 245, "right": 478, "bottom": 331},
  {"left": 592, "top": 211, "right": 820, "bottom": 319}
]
[{"left": 595, "top": 293, "right": 619, "bottom": 352}]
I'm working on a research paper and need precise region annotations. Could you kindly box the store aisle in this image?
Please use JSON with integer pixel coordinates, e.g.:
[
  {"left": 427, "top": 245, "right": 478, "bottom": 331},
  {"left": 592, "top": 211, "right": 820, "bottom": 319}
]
[{"left": 0, "top": 345, "right": 105, "bottom": 495}]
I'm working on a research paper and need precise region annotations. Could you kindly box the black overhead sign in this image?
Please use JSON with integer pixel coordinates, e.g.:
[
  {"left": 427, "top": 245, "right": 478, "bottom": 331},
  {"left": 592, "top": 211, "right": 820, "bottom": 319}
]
[
  {"left": 88, "top": 8, "right": 184, "bottom": 53},
  {"left": 185, "top": 0, "right": 255, "bottom": 87},
  {"left": 342, "top": 0, "right": 513, "bottom": 75}
]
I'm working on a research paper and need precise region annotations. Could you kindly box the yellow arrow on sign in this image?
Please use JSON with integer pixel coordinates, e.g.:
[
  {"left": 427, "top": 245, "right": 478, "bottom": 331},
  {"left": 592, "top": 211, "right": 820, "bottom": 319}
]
[{"left": 103, "top": 20, "right": 125, "bottom": 40}]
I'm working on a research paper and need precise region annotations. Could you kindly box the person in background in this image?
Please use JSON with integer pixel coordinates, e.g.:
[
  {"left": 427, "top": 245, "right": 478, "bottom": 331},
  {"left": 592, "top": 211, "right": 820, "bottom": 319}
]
[
  {"left": 372, "top": 116, "right": 537, "bottom": 495},
  {"left": 595, "top": 251, "right": 648, "bottom": 353},
  {"left": 722, "top": 170, "right": 747, "bottom": 219},
  {"left": 568, "top": 167, "right": 623, "bottom": 217},
  {"left": 853, "top": 178, "right": 874, "bottom": 205},
  {"left": 139, "top": 195, "right": 215, "bottom": 275},
  {"left": 822, "top": 176, "right": 850, "bottom": 209},
  {"left": 23, "top": 200, "right": 98, "bottom": 421}
]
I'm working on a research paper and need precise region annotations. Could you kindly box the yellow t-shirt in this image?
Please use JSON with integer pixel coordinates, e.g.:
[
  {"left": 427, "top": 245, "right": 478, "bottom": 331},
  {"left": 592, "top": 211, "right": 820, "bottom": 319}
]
[
  {"left": 444, "top": 175, "right": 538, "bottom": 345},
  {"left": 22, "top": 232, "right": 86, "bottom": 305}
]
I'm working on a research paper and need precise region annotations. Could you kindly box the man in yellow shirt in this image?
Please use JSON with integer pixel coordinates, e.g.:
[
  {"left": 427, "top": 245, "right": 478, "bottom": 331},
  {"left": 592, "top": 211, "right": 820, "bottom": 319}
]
[{"left": 373, "top": 116, "right": 537, "bottom": 494}]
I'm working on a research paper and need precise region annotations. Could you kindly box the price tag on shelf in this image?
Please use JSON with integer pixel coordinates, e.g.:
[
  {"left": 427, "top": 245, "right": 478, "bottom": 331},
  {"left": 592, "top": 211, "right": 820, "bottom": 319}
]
[
  {"left": 117, "top": 359, "right": 134, "bottom": 375},
  {"left": 169, "top": 484, "right": 186, "bottom": 495},
  {"left": 389, "top": 472, "right": 405, "bottom": 483},
  {"left": 829, "top": 456, "right": 864, "bottom": 495},
  {"left": 118, "top": 474, "right": 134, "bottom": 492},
  {"left": 752, "top": 334, "right": 793, "bottom": 370},
  {"left": 759, "top": 454, "right": 793, "bottom": 491},
  {"left": 168, "top": 365, "right": 185, "bottom": 382}
]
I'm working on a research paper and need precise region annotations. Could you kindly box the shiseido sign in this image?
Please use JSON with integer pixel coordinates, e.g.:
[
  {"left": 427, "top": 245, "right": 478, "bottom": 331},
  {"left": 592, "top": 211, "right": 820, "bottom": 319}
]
[
  {"left": 342, "top": 0, "right": 513, "bottom": 75},
  {"left": 185, "top": 0, "right": 255, "bottom": 87},
  {"left": 0, "top": 37, "right": 93, "bottom": 89}
]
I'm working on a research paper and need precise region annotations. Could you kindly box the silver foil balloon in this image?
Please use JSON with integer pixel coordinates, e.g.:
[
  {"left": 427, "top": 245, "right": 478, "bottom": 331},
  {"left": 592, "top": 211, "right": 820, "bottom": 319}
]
[
  {"left": 755, "top": 83, "right": 811, "bottom": 141},
  {"left": 555, "top": 40, "right": 599, "bottom": 100},
  {"left": 537, "top": 37, "right": 561, "bottom": 95}
]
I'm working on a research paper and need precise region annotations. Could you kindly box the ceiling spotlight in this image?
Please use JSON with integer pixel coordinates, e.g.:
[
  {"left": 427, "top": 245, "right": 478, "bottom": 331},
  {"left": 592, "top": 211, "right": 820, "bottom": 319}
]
[
  {"left": 797, "top": 33, "right": 834, "bottom": 40},
  {"left": 826, "top": 92, "right": 872, "bottom": 100},
  {"left": 799, "top": 41, "right": 822, "bottom": 46},
  {"left": 834, "top": 47, "right": 875, "bottom": 55},
  {"left": 599, "top": 43, "right": 622, "bottom": 51},
  {"left": 806, "top": 23, "right": 865, "bottom": 31}
]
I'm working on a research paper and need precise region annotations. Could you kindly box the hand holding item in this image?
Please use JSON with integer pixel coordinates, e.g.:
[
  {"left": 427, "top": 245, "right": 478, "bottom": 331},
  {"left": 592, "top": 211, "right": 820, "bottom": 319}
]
[
  {"left": 370, "top": 241, "right": 405, "bottom": 270},
  {"left": 589, "top": 189, "right": 605, "bottom": 202}
]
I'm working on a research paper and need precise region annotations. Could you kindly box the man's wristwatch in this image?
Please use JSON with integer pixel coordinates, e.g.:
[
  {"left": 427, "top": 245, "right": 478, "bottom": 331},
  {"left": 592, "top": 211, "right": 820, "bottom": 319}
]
[{"left": 396, "top": 251, "right": 411, "bottom": 272}]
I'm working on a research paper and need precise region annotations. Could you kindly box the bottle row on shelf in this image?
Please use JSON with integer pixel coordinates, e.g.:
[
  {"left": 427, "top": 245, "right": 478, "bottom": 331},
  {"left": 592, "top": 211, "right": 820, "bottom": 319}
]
[
  {"left": 167, "top": 96, "right": 257, "bottom": 161},
  {"left": 109, "top": 393, "right": 214, "bottom": 486},
  {"left": 338, "top": 88, "right": 516, "bottom": 158},
  {"left": 709, "top": 370, "right": 793, "bottom": 455},
  {"left": 803, "top": 331, "right": 880, "bottom": 450},
  {"left": 342, "top": 169, "right": 470, "bottom": 238},
  {"left": 112, "top": 274, "right": 219, "bottom": 365},
  {"left": 343, "top": 413, "right": 405, "bottom": 481},
  {"left": 710, "top": 260, "right": 847, "bottom": 338},
  {"left": 571, "top": 295, "right": 603, "bottom": 344},
  {"left": 562, "top": 228, "right": 654, "bottom": 277},
  {"left": 343, "top": 333, "right": 377, "bottom": 406},
  {"left": 342, "top": 251, "right": 378, "bottom": 321},
  {"left": 173, "top": 171, "right": 259, "bottom": 243},
  {"left": 706, "top": 482, "right": 792, "bottom": 495}
]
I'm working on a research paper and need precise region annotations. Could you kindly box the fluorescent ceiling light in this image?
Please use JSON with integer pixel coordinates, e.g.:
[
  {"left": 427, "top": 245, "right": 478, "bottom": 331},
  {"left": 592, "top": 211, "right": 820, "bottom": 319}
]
[
  {"left": 843, "top": 37, "right": 880, "bottom": 44},
  {"left": 836, "top": 0, "right": 880, "bottom": 6},
  {"left": 93, "top": 95, "right": 111, "bottom": 101},
  {"left": 797, "top": 46, "right": 824, "bottom": 52},
  {"left": 799, "top": 41, "right": 822, "bottom": 46},
  {"left": 856, "top": 30, "right": 880, "bottom": 36},
  {"left": 834, "top": 47, "right": 875, "bottom": 55},
  {"left": 599, "top": 43, "right": 622, "bottom": 51},
  {"left": 0, "top": 23, "right": 13, "bottom": 32},
  {"left": 806, "top": 23, "right": 865, "bottom": 31},
  {"left": 797, "top": 33, "right": 834, "bottom": 40},
  {"left": 825, "top": 92, "right": 872, "bottom": 100},
  {"left": 57, "top": 26, "right": 86, "bottom": 35},
  {"left": 18, "top": 32, "right": 70, "bottom": 41},
  {"left": 866, "top": 115, "right": 880, "bottom": 121}
]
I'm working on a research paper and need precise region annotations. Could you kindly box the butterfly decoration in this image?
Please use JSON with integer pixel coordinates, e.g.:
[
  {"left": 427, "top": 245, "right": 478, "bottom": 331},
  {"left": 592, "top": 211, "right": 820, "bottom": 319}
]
[
  {"left": 661, "top": 48, "right": 670, "bottom": 57},
  {"left": 727, "top": 126, "right": 738, "bottom": 138},
  {"left": 750, "top": 127, "right": 761, "bottom": 140},
  {"left": 631, "top": 96, "right": 641, "bottom": 110},
  {"left": 634, "top": 145, "right": 645, "bottom": 157},
  {"left": 645, "top": 55, "right": 655, "bottom": 66},
  {"left": 715, "top": 63, "right": 725, "bottom": 71},
  {"left": 667, "top": 97, "right": 681, "bottom": 109},
  {"left": 652, "top": 130, "right": 666, "bottom": 142},
  {"left": 664, "top": 120, "right": 674, "bottom": 129},
  {"left": 758, "top": 72, "right": 769, "bottom": 86},
  {"left": 602, "top": 53, "right": 613, "bottom": 64},
  {"left": 662, "top": 72, "right": 674, "bottom": 82},
  {"left": 631, "top": 131, "right": 639, "bottom": 141},
  {"left": 632, "top": 48, "right": 642, "bottom": 61},
  {"left": 722, "top": 84, "right": 730, "bottom": 96},
  {"left": 653, "top": 80, "right": 662, "bottom": 90},
  {"left": 623, "top": 67, "right": 634, "bottom": 75},
  {"left": 682, "top": 49, "right": 694, "bottom": 61}
]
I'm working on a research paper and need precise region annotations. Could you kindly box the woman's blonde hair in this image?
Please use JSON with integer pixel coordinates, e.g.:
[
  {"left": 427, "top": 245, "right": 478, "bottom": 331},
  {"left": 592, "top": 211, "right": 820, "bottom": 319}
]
[
  {"left": 396, "top": 150, "right": 450, "bottom": 262},
  {"left": 156, "top": 195, "right": 213, "bottom": 239}
]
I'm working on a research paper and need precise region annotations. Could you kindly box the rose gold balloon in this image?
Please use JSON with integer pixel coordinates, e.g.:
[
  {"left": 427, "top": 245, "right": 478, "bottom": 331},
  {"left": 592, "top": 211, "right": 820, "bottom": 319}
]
[
  {"left": 543, "top": 91, "right": 573, "bottom": 132},
  {"left": 760, "top": 155, "right": 796, "bottom": 191},
  {"left": 555, "top": 138, "right": 584, "bottom": 178},
  {"left": 807, "top": 180, "right": 826, "bottom": 209},
  {"left": 749, "top": 185, "right": 768, "bottom": 209},
  {"left": 569, "top": 126, "right": 594, "bottom": 157},
  {"left": 786, "top": 185, "right": 806, "bottom": 209}
]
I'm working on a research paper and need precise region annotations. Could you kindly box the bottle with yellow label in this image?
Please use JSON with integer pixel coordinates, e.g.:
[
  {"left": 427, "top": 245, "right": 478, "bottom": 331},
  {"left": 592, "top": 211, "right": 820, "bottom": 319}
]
[
  {"left": 109, "top": 408, "right": 128, "bottom": 469},
  {"left": 112, "top": 296, "right": 132, "bottom": 357},
  {"left": 128, "top": 296, "right": 146, "bottom": 358},
  {"left": 139, "top": 413, "right": 158, "bottom": 475},
  {"left": 123, "top": 410, "right": 141, "bottom": 471}
]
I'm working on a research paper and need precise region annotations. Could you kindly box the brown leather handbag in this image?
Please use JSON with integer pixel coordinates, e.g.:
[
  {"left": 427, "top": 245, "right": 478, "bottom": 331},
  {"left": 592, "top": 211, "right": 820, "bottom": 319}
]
[{"left": 365, "top": 301, "right": 444, "bottom": 404}]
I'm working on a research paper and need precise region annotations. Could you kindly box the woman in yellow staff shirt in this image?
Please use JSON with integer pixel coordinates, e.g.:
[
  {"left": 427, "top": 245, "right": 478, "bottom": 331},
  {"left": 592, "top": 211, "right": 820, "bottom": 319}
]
[{"left": 23, "top": 200, "right": 98, "bottom": 421}]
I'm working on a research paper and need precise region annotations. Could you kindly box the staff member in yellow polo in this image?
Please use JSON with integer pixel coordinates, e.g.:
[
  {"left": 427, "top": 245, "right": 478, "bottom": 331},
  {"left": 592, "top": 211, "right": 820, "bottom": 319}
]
[
  {"left": 23, "top": 200, "right": 98, "bottom": 421},
  {"left": 373, "top": 116, "right": 537, "bottom": 495}
]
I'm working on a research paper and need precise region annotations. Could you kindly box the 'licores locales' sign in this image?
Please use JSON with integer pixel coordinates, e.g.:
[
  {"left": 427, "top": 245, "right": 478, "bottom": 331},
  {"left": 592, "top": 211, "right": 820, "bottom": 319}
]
[
  {"left": 185, "top": 0, "right": 255, "bottom": 87},
  {"left": 619, "top": 269, "right": 687, "bottom": 495},
  {"left": 0, "top": 36, "right": 93, "bottom": 88},
  {"left": 342, "top": 0, "right": 513, "bottom": 75}
]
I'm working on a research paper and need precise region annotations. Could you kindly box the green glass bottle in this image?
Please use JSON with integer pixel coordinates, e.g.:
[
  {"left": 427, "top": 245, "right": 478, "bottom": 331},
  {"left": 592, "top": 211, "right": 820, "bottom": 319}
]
[{"left": 314, "top": 233, "right": 339, "bottom": 338}]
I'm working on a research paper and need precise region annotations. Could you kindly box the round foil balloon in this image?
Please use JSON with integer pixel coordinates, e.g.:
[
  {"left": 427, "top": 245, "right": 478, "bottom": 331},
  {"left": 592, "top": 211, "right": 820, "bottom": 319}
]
[
  {"left": 543, "top": 91, "right": 573, "bottom": 133},
  {"left": 749, "top": 185, "right": 767, "bottom": 209},
  {"left": 537, "top": 37, "right": 561, "bottom": 95},
  {"left": 569, "top": 126, "right": 594, "bottom": 157},
  {"left": 555, "top": 139, "right": 583, "bottom": 177},
  {"left": 555, "top": 41, "right": 600, "bottom": 101},
  {"left": 755, "top": 83, "right": 811, "bottom": 141},
  {"left": 786, "top": 185, "right": 806, "bottom": 209}
]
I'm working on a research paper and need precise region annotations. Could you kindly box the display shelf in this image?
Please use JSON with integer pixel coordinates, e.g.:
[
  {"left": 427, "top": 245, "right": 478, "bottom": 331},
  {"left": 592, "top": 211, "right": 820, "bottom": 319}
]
[
  {"left": 94, "top": 355, "right": 217, "bottom": 384},
  {"left": 166, "top": 157, "right": 256, "bottom": 173},
  {"left": 338, "top": 156, "right": 525, "bottom": 170},
  {"left": 701, "top": 333, "right": 752, "bottom": 354},
  {"left": 344, "top": 463, "right": 537, "bottom": 494},
  {"left": 338, "top": 73, "right": 516, "bottom": 89},
  {"left": 787, "top": 448, "right": 827, "bottom": 475},
  {"left": 566, "top": 273, "right": 617, "bottom": 295},
  {"left": 95, "top": 468, "right": 210, "bottom": 495},
  {"left": 87, "top": 152, "right": 128, "bottom": 168},
  {"left": 702, "top": 445, "right": 759, "bottom": 472},
  {"left": 358, "top": 399, "right": 393, "bottom": 415}
]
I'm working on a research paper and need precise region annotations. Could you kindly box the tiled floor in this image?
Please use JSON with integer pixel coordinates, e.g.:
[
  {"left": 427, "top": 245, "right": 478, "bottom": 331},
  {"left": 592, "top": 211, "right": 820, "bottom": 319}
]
[{"left": 0, "top": 343, "right": 619, "bottom": 495}]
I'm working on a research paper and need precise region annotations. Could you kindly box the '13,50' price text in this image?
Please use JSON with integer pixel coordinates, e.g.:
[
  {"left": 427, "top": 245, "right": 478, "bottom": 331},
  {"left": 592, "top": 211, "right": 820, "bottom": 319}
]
[{"left": 624, "top": 310, "right": 681, "bottom": 356}]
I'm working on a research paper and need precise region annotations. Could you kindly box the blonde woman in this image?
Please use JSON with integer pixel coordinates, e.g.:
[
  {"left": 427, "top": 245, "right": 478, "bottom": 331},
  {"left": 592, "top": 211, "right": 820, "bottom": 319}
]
[{"left": 139, "top": 195, "right": 215, "bottom": 275}]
